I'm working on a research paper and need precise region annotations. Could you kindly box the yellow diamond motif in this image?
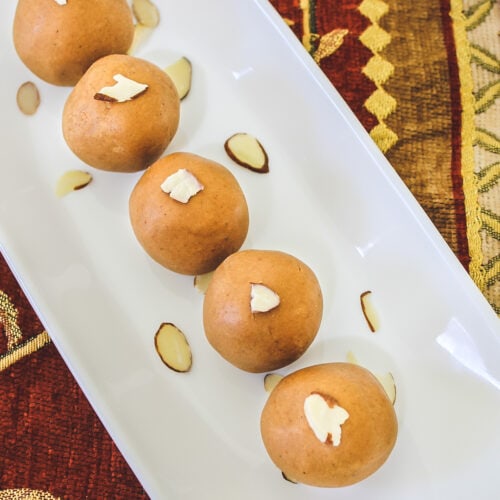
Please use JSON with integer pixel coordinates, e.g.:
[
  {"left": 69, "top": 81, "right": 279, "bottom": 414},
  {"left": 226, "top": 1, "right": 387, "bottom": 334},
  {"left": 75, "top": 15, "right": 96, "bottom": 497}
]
[
  {"left": 363, "top": 54, "right": 395, "bottom": 85},
  {"left": 359, "top": 0, "right": 389, "bottom": 24},
  {"left": 365, "top": 88, "right": 397, "bottom": 120},
  {"left": 359, "top": 24, "right": 391, "bottom": 53},
  {"left": 370, "top": 123, "right": 399, "bottom": 153},
  {"left": 359, "top": 0, "right": 396, "bottom": 153}
]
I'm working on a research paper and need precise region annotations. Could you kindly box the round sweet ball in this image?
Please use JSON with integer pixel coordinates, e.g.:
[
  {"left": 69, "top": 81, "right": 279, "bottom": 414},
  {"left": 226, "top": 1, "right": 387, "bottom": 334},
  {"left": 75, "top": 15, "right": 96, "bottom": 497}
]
[
  {"left": 260, "top": 362, "right": 398, "bottom": 487},
  {"left": 62, "top": 54, "right": 180, "bottom": 172},
  {"left": 129, "top": 152, "right": 249, "bottom": 275},
  {"left": 203, "top": 249, "right": 323, "bottom": 373},
  {"left": 13, "top": 0, "right": 134, "bottom": 86}
]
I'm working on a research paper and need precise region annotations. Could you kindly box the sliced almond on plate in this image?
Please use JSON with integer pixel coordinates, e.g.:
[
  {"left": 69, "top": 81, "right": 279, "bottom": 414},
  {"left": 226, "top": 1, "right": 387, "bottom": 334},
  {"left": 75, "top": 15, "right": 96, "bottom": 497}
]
[
  {"left": 345, "top": 351, "right": 396, "bottom": 404},
  {"left": 17, "top": 81, "right": 40, "bottom": 116},
  {"left": 224, "top": 133, "right": 269, "bottom": 173},
  {"left": 264, "top": 373, "right": 283, "bottom": 393},
  {"left": 375, "top": 371, "right": 397, "bottom": 404},
  {"left": 132, "top": 0, "right": 160, "bottom": 28},
  {"left": 154, "top": 323, "right": 192, "bottom": 372},
  {"left": 346, "top": 350, "right": 358, "bottom": 364},
  {"left": 194, "top": 271, "right": 214, "bottom": 294},
  {"left": 164, "top": 57, "right": 192, "bottom": 100},
  {"left": 55, "top": 170, "right": 92, "bottom": 198},
  {"left": 360, "top": 290, "right": 379, "bottom": 332},
  {"left": 128, "top": 23, "right": 154, "bottom": 55},
  {"left": 282, "top": 471, "right": 298, "bottom": 484}
]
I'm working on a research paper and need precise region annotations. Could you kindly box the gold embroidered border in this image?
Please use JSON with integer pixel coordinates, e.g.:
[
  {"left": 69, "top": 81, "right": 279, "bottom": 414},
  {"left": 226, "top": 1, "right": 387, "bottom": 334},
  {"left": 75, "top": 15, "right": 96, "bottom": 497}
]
[
  {"left": 449, "top": 0, "right": 485, "bottom": 291},
  {"left": 299, "top": 0, "right": 348, "bottom": 62},
  {"left": 0, "top": 330, "right": 51, "bottom": 372},
  {"left": 358, "top": 0, "right": 398, "bottom": 152},
  {"left": 300, "top": 0, "right": 315, "bottom": 53},
  {"left": 0, "top": 490, "right": 60, "bottom": 500}
]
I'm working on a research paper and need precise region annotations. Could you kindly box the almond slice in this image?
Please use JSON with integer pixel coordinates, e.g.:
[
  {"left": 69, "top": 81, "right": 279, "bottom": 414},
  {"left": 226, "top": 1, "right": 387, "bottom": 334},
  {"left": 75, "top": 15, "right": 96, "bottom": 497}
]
[
  {"left": 345, "top": 351, "right": 396, "bottom": 404},
  {"left": 55, "top": 170, "right": 92, "bottom": 198},
  {"left": 127, "top": 23, "right": 154, "bottom": 55},
  {"left": 281, "top": 471, "right": 298, "bottom": 484},
  {"left": 164, "top": 57, "right": 192, "bottom": 100},
  {"left": 224, "top": 133, "right": 269, "bottom": 173},
  {"left": 154, "top": 323, "right": 192, "bottom": 373},
  {"left": 360, "top": 290, "right": 379, "bottom": 332},
  {"left": 160, "top": 168, "right": 204, "bottom": 203},
  {"left": 132, "top": 0, "right": 160, "bottom": 28},
  {"left": 375, "top": 371, "right": 397, "bottom": 404},
  {"left": 194, "top": 271, "right": 214, "bottom": 294},
  {"left": 304, "top": 393, "right": 349, "bottom": 446},
  {"left": 16, "top": 81, "right": 40, "bottom": 116},
  {"left": 250, "top": 283, "right": 280, "bottom": 313},
  {"left": 94, "top": 74, "right": 148, "bottom": 103},
  {"left": 264, "top": 373, "right": 283, "bottom": 393},
  {"left": 346, "top": 350, "right": 358, "bottom": 364}
]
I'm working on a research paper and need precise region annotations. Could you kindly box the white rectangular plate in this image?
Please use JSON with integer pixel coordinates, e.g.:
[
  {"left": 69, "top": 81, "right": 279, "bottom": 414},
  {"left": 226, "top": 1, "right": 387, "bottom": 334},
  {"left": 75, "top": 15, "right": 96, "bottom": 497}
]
[{"left": 1, "top": 1, "right": 500, "bottom": 498}]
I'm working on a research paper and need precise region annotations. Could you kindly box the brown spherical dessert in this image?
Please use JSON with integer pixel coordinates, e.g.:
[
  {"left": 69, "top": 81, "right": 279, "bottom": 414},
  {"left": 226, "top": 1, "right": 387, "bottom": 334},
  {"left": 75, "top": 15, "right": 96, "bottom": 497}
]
[
  {"left": 13, "top": 0, "right": 134, "bottom": 86},
  {"left": 203, "top": 249, "right": 323, "bottom": 373},
  {"left": 260, "top": 362, "right": 398, "bottom": 487},
  {"left": 129, "top": 152, "right": 249, "bottom": 275},
  {"left": 62, "top": 54, "right": 180, "bottom": 172}
]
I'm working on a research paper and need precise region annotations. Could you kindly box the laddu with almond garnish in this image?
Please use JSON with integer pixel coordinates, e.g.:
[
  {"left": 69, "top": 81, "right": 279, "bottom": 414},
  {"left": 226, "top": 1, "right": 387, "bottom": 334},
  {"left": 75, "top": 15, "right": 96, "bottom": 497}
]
[
  {"left": 13, "top": 0, "right": 134, "bottom": 86},
  {"left": 129, "top": 152, "right": 249, "bottom": 275},
  {"left": 260, "top": 362, "right": 398, "bottom": 487},
  {"left": 62, "top": 54, "right": 180, "bottom": 172},
  {"left": 203, "top": 249, "right": 323, "bottom": 373}
]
